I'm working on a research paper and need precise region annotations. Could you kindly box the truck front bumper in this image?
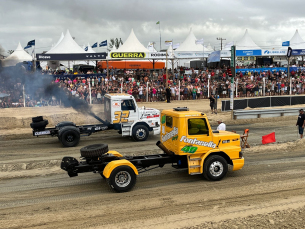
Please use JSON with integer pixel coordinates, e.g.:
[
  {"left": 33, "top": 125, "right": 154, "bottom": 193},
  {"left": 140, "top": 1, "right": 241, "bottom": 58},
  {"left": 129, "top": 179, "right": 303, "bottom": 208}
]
[
  {"left": 153, "top": 126, "right": 160, "bottom": 135},
  {"left": 232, "top": 157, "right": 244, "bottom": 171}
]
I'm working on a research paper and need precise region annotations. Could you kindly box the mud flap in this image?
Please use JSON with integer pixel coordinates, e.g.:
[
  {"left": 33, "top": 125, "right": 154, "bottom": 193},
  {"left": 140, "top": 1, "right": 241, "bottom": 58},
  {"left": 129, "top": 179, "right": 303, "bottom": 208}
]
[{"left": 61, "top": 157, "right": 79, "bottom": 177}]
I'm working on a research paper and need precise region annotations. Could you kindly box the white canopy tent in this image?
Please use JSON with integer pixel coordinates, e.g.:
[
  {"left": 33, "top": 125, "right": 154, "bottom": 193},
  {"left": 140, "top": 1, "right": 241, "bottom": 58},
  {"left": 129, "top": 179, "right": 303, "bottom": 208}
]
[
  {"left": 235, "top": 29, "right": 261, "bottom": 50},
  {"left": 1, "top": 42, "right": 32, "bottom": 67},
  {"left": 147, "top": 42, "right": 157, "bottom": 52},
  {"left": 115, "top": 29, "right": 149, "bottom": 53},
  {"left": 47, "top": 30, "right": 86, "bottom": 54},
  {"left": 175, "top": 28, "right": 204, "bottom": 53},
  {"left": 86, "top": 43, "right": 96, "bottom": 53},
  {"left": 289, "top": 29, "right": 305, "bottom": 49},
  {"left": 45, "top": 30, "right": 87, "bottom": 70}
]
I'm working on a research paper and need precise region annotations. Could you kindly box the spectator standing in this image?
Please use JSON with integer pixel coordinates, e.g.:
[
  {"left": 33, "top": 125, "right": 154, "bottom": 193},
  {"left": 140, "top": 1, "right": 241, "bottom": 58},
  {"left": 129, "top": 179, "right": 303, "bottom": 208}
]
[
  {"left": 209, "top": 94, "right": 217, "bottom": 114},
  {"left": 296, "top": 109, "right": 305, "bottom": 139}
]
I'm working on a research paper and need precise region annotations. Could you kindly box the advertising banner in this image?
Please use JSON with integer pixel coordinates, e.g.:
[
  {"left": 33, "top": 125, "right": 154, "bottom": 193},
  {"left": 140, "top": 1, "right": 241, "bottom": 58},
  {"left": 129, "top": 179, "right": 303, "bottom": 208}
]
[
  {"left": 262, "top": 49, "right": 287, "bottom": 56},
  {"left": 207, "top": 51, "right": 220, "bottom": 63},
  {"left": 36, "top": 53, "right": 107, "bottom": 61},
  {"left": 292, "top": 49, "right": 305, "bottom": 56},
  {"left": 235, "top": 67, "right": 304, "bottom": 74},
  {"left": 236, "top": 50, "right": 262, "bottom": 56},
  {"left": 174, "top": 51, "right": 210, "bottom": 58},
  {"left": 220, "top": 50, "right": 231, "bottom": 57},
  {"left": 109, "top": 52, "right": 169, "bottom": 59}
]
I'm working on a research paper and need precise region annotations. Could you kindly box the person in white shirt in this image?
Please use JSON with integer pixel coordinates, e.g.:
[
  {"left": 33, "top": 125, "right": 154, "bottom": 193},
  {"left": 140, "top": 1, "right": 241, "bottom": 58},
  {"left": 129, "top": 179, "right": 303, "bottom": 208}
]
[{"left": 217, "top": 119, "right": 226, "bottom": 131}]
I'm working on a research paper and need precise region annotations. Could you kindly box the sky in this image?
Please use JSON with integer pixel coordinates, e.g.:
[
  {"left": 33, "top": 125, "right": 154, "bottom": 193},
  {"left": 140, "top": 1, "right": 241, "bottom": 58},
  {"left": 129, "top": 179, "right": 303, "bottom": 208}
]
[{"left": 1, "top": 0, "right": 305, "bottom": 55}]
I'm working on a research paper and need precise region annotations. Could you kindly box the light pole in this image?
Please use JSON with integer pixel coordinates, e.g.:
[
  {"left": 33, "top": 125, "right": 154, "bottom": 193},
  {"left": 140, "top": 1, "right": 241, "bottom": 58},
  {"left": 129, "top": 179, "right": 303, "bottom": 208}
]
[{"left": 216, "top": 37, "right": 226, "bottom": 50}]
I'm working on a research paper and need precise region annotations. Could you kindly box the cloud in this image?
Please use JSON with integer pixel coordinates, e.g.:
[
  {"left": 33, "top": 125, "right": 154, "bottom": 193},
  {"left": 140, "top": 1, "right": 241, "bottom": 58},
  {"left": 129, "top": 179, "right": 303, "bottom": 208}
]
[{"left": 0, "top": 0, "right": 305, "bottom": 52}]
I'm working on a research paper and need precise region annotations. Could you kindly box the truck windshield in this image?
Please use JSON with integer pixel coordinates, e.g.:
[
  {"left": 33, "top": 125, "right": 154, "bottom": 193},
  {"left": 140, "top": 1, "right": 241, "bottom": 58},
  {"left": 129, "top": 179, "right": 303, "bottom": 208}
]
[
  {"left": 188, "top": 118, "right": 209, "bottom": 135},
  {"left": 121, "top": 99, "right": 135, "bottom": 111}
]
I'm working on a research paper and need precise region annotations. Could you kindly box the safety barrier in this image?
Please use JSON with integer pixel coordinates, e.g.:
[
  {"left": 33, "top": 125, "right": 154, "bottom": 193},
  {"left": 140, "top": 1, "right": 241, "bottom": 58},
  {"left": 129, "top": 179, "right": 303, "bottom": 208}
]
[
  {"left": 222, "top": 95, "right": 305, "bottom": 111},
  {"left": 233, "top": 107, "right": 303, "bottom": 120}
]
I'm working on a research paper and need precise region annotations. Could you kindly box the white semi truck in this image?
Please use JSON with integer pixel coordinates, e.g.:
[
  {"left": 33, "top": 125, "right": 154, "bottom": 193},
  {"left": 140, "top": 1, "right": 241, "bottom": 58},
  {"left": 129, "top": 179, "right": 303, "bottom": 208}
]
[{"left": 30, "top": 93, "right": 161, "bottom": 147}]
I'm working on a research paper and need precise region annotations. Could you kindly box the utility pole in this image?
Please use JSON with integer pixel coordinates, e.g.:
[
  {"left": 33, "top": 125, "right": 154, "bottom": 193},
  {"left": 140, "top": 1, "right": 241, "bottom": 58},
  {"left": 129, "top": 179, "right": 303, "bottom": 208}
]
[{"left": 217, "top": 37, "right": 226, "bottom": 50}]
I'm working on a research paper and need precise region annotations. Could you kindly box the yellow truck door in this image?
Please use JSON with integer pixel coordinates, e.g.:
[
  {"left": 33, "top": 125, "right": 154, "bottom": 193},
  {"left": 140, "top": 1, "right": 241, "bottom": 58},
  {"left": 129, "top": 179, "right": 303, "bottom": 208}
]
[{"left": 179, "top": 117, "right": 216, "bottom": 154}]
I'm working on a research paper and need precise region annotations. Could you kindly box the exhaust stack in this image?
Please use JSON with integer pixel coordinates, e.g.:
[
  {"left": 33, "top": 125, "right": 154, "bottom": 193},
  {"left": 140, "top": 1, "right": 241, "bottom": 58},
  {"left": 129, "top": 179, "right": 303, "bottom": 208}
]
[{"left": 156, "top": 141, "right": 174, "bottom": 155}]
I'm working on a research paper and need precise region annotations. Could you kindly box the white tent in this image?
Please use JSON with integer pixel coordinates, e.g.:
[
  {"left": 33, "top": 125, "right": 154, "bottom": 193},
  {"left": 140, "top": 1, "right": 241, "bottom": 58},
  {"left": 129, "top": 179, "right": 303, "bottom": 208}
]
[
  {"left": 175, "top": 28, "right": 204, "bottom": 52},
  {"left": 116, "top": 29, "right": 149, "bottom": 52},
  {"left": 1, "top": 42, "right": 32, "bottom": 67},
  {"left": 205, "top": 43, "right": 214, "bottom": 52},
  {"left": 236, "top": 29, "right": 261, "bottom": 50},
  {"left": 147, "top": 42, "right": 157, "bottom": 52},
  {"left": 86, "top": 43, "right": 96, "bottom": 53},
  {"left": 289, "top": 29, "right": 305, "bottom": 49},
  {"left": 48, "top": 32, "right": 64, "bottom": 53},
  {"left": 47, "top": 30, "right": 86, "bottom": 54}
]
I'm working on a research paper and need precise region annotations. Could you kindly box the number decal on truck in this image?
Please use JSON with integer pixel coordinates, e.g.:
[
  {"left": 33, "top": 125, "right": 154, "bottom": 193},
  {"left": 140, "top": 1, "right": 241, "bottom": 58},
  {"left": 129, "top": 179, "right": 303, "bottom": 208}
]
[
  {"left": 113, "top": 111, "right": 130, "bottom": 123},
  {"left": 181, "top": 146, "right": 198, "bottom": 154}
]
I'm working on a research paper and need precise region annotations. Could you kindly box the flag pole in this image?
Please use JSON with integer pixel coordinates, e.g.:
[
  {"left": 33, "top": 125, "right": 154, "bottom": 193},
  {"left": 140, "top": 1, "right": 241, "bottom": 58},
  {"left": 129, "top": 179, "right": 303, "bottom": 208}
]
[{"left": 159, "top": 22, "right": 161, "bottom": 51}]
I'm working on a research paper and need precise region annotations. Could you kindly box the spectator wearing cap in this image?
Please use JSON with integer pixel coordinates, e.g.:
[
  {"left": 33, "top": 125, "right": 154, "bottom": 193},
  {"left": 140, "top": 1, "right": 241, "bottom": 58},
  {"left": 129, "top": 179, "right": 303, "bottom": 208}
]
[
  {"left": 296, "top": 109, "right": 305, "bottom": 139},
  {"left": 217, "top": 119, "right": 226, "bottom": 131}
]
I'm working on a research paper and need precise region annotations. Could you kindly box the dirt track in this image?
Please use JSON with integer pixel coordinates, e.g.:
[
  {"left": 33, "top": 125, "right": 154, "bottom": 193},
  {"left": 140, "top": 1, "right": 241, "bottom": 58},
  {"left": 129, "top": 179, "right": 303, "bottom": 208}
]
[{"left": 1, "top": 100, "right": 305, "bottom": 228}]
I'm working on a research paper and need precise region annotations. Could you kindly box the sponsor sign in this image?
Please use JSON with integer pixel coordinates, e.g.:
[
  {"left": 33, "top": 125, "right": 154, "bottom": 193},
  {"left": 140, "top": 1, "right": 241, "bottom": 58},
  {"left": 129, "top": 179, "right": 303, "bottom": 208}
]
[
  {"left": 174, "top": 51, "right": 210, "bottom": 58},
  {"left": 162, "top": 127, "right": 178, "bottom": 142},
  {"left": 112, "top": 102, "right": 120, "bottom": 108},
  {"left": 36, "top": 53, "right": 107, "bottom": 61},
  {"left": 34, "top": 130, "right": 51, "bottom": 136},
  {"left": 110, "top": 52, "right": 146, "bottom": 59},
  {"left": 148, "top": 52, "right": 169, "bottom": 59},
  {"left": 236, "top": 50, "right": 262, "bottom": 56},
  {"left": 180, "top": 136, "right": 216, "bottom": 148},
  {"left": 109, "top": 52, "right": 169, "bottom": 59},
  {"left": 292, "top": 49, "right": 305, "bottom": 56},
  {"left": 220, "top": 50, "right": 231, "bottom": 57},
  {"left": 262, "top": 49, "right": 287, "bottom": 56},
  {"left": 282, "top": 41, "right": 290, "bottom": 46}
]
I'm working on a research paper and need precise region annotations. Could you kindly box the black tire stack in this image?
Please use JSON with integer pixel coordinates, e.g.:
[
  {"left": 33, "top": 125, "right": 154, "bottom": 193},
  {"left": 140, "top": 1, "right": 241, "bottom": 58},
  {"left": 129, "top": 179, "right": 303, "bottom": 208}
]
[{"left": 30, "top": 116, "right": 49, "bottom": 131}]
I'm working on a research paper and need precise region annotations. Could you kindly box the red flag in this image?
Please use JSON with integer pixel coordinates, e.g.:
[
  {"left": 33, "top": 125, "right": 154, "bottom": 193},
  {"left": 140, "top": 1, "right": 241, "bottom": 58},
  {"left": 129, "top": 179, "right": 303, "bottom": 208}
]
[{"left": 262, "top": 132, "right": 276, "bottom": 144}]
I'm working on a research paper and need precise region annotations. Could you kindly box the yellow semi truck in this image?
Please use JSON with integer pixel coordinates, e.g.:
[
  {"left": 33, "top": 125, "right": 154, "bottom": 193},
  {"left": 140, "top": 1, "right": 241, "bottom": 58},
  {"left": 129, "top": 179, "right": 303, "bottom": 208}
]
[{"left": 61, "top": 107, "right": 244, "bottom": 192}]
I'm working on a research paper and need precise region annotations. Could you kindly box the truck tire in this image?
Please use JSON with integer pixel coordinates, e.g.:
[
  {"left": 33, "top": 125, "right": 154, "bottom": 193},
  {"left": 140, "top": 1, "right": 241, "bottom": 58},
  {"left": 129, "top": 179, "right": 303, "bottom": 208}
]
[
  {"left": 30, "top": 120, "right": 49, "bottom": 130},
  {"left": 32, "top": 116, "right": 43, "bottom": 123},
  {"left": 106, "top": 165, "right": 137, "bottom": 192},
  {"left": 59, "top": 126, "right": 80, "bottom": 147},
  {"left": 203, "top": 155, "right": 228, "bottom": 181},
  {"left": 80, "top": 144, "right": 109, "bottom": 158},
  {"left": 132, "top": 125, "right": 149, "bottom": 141}
]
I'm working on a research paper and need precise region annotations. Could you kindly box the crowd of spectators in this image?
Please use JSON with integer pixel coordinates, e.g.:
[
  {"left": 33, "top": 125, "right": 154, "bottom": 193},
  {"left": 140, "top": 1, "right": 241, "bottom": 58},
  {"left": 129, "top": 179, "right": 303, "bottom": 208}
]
[{"left": 1, "top": 63, "right": 305, "bottom": 108}]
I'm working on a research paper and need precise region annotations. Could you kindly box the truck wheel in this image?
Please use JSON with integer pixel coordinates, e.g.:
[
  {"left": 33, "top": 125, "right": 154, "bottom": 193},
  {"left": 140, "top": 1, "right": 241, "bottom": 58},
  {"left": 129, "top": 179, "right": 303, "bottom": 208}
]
[
  {"left": 30, "top": 120, "right": 49, "bottom": 130},
  {"left": 203, "top": 155, "right": 228, "bottom": 181},
  {"left": 132, "top": 125, "right": 149, "bottom": 141},
  {"left": 59, "top": 126, "right": 80, "bottom": 147},
  {"left": 32, "top": 116, "right": 43, "bottom": 123},
  {"left": 106, "top": 166, "right": 136, "bottom": 192},
  {"left": 80, "top": 144, "right": 109, "bottom": 158}
]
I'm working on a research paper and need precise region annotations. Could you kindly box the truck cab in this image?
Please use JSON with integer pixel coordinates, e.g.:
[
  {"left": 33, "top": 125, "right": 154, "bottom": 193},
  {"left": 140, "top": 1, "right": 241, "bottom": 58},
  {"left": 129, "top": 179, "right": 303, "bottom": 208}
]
[
  {"left": 161, "top": 107, "right": 244, "bottom": 180},
  {"left": 104, "top": 93, "right": 160, "bottom": 141}
]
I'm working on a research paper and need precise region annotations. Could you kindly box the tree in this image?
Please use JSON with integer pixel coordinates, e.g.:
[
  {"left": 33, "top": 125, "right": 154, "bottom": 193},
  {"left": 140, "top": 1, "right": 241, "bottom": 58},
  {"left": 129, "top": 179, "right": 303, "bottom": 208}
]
[
  {"left": 108, "top": 38, "right": 123, "bottom": 51},
  {"left": 7, "top": 50, "right": 14, "bottom": 55}
]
